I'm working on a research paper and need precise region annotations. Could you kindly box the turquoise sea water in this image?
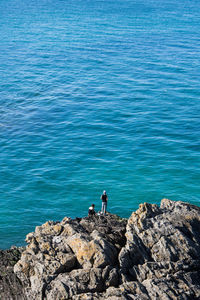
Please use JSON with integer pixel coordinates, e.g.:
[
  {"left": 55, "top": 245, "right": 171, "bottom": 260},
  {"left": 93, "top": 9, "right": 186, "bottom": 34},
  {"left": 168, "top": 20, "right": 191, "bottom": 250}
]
[{"left": 0, "top": 0, "right": 199, "bottom": 249}]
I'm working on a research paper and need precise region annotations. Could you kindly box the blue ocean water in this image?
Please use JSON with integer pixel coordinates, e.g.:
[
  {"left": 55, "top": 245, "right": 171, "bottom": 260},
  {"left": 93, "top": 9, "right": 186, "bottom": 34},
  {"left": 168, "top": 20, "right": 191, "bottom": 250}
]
[{"left": 0, "top": 0, "right": 199, "bottom": 249}]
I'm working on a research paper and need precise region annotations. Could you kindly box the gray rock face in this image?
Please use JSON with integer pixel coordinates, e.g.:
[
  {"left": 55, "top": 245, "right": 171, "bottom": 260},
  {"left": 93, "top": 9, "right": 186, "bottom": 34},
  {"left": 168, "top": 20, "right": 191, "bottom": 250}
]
[
  {"left": 2, "top": 199, "right": 200, "bottom": 299},
  {"left": 119, "top": 199, "right": 200, "bottom": 299},
  {"left": 14, "top": 213, "right": 126, "bottom": 299}
]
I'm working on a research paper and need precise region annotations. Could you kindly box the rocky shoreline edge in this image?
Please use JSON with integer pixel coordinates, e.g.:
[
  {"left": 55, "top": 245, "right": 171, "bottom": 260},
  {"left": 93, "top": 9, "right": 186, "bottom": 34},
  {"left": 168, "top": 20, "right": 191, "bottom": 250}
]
[{"left": 1, "top": 198, "right": 200, "bottom": 299}]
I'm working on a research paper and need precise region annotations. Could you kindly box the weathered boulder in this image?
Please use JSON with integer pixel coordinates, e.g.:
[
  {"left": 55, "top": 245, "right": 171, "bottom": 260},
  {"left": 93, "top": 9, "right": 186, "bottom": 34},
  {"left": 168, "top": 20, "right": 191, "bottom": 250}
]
[{"left": 65, "top": 231, "right": 118, "bottom": 269}]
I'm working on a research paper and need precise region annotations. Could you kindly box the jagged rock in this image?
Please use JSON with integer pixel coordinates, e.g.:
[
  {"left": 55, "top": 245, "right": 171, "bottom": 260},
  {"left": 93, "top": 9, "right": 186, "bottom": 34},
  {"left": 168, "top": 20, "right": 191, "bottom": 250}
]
[
  {"left": 45, "top": 267, "right": 118, "bottom": 299},
  {"left": 6, "top": 199, "right": 200, "bottom": 299},
  {"left": 120, "top": 199, "right": 200, "bottom": 270},
  {"left": 13, "top": 213, "right": 126, "bottom": 299},
  {"left": 119, "top": 199, "right": 200, "bottom": 298},
  {"left": 14, "top": 224, "right": 77, "bottom": 299}
]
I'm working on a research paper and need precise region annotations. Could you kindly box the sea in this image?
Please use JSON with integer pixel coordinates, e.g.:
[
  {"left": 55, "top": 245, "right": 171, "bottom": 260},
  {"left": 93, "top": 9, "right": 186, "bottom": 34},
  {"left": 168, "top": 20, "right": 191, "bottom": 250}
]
[{"left": 0, "top": 0, "right": 199, "bottom": 249}]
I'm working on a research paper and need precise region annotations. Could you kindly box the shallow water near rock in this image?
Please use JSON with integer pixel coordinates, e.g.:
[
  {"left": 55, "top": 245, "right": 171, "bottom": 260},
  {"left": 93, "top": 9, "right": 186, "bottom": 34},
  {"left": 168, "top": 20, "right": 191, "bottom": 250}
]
[{"left": 0, "top": 0, "right": 200, "bottom": 249}]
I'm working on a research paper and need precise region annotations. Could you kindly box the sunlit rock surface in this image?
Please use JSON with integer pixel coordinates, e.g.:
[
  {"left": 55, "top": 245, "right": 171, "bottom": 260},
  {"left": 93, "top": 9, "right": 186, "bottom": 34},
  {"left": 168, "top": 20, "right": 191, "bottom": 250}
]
[{"left": 1, "top": 199, "right": 200, "bottom": 299}]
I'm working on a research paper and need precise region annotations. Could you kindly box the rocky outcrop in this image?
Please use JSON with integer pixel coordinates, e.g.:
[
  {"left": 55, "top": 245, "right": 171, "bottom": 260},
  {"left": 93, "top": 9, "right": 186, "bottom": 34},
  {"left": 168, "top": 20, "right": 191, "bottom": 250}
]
[
  {"left": 14, "top": 213, "right": 127, "bottom": 300},
  {"left": 119, "top": 199, "right": 200, "bottom": 299},
  {"left": 3, "top": 199, "right": 200, "bottom": 299}
]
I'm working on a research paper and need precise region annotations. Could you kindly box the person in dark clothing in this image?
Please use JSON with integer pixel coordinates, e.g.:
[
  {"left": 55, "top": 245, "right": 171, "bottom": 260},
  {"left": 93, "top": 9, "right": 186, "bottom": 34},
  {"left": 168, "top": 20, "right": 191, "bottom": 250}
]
[
  {"left": 101, "top": 190, "right": 108, "bottom": 215},
  {"left": 88, "top": 204, "right": 95, "bottom": 216}
]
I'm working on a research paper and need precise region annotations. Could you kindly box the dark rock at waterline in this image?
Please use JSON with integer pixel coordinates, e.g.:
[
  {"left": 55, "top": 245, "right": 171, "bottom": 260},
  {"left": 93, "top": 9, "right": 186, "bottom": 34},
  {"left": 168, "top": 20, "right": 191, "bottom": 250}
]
[
  {"left": 1, "top": 199, "right": 200, "bottom": 299},
  {"left": 0, "top": 247, "right": 25, "bottom": 300}
]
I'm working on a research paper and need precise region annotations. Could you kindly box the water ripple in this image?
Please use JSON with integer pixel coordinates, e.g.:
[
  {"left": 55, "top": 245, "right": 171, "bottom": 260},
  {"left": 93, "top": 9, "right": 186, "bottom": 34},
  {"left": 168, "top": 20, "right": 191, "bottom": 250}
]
[{"left": 0, "top": 0, "right": 200, "bottom": 249}]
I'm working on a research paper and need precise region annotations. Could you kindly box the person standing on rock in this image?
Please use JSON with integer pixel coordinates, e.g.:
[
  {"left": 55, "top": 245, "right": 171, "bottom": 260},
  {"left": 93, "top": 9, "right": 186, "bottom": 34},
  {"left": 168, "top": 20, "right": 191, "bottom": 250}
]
[{"left": 101, "top": 190, "right": 108, "bottom": 215}]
